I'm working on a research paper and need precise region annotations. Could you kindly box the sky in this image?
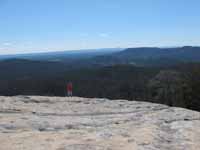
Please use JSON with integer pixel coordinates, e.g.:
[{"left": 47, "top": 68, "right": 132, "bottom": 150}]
[{"left": 0, "top": 0, "right": 200, "bottom": 55}]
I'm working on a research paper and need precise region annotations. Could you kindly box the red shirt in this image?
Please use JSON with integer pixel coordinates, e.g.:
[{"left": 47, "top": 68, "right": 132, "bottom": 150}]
[{"left": 67, "top": 83, "right": 72, "bottom": 91}]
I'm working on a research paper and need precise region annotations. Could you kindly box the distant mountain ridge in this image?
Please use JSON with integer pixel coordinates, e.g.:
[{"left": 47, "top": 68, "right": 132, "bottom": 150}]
[
  {"left": 0, "top": 48, "right": 123, "bottom": 62},
  {"left": 88, "top": 46, "right": 200, "bottom": 67},
  {"left": 118, "top": 46, "right": 200, "bottom": 60},
  {"left": 1, "top": 46, "right": 200, "bottom": 69}
]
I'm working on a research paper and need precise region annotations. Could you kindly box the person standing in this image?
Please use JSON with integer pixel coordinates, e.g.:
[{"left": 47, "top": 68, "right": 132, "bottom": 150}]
[{"left": 67, "top": 82, "right": 73, "bottom": 97}]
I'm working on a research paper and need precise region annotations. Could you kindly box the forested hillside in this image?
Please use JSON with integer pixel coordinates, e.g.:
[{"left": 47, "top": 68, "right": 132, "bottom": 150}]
[
  {"left": 0, "top": 47, "right": 200, "bottom": 111},
  {"left": 0, "top": 62, "right": 199, "bottom": 111}
]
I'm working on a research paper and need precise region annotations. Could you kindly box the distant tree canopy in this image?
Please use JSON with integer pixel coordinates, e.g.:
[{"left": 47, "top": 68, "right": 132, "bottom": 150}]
[
  {"left": 0, "top": 59, "right": 199, "bottom": 111},
  {"left": 148, "top": 70, "right": 191, "bottom": 107},
  {"left": 184, "top": 64, "right": 200, "bottom": 110}
]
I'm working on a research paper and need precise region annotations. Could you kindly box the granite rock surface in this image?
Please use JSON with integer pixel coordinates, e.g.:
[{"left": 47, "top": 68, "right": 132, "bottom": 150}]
[{"left": 0, "top": 96, "right": 199, "bottom": 150}]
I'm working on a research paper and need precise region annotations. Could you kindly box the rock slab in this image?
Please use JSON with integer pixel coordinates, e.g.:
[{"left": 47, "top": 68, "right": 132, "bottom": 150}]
[{"left": 0, "top": 96, "right": 199, "bottom": 150}]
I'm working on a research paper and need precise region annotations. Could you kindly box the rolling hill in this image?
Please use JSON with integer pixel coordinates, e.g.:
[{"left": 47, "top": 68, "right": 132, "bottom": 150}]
[{"left": 87, "top": 46, "right": 200, "bottom": 67}]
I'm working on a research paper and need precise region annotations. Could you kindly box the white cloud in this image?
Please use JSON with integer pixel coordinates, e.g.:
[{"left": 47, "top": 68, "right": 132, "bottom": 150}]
[
  {"left": 99, "top": 33, "right": 110, "bottom": 38},
  {"left": 2, "top": 42, "right": 12, "bottom": 46}
]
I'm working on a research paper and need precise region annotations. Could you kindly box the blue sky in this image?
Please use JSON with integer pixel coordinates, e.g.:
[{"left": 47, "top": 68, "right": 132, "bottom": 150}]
[{"left": 0, "top": 0, "right": 200, "bottom": 54}]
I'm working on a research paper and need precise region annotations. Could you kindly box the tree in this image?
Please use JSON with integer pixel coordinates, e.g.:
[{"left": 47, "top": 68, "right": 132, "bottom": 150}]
[{"left": 148, "top": 70, "right": 190, "bottom": 107}]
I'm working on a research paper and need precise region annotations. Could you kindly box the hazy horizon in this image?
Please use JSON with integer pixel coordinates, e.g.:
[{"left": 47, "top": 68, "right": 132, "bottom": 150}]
[{"left": 1, "top": 45, "right": 200, "bottom": 56}]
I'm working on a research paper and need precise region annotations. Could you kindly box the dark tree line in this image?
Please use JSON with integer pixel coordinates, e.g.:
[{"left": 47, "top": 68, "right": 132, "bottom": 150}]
[{"left": 0, "top": 62, "right": 199, "bottom": 111}]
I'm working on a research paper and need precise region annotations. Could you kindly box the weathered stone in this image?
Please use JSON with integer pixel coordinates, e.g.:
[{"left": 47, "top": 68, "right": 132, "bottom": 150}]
[{"left": 0, "top": 96, "right": 199, "bottom": 150}]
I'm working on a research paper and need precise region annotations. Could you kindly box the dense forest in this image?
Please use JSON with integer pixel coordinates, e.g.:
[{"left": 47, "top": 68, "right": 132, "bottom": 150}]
[{"left": 0, "top": 47, "right": 200, "bottom": 111}]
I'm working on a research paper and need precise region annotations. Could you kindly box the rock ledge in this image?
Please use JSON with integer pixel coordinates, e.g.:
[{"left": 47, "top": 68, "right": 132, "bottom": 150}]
[{"left": 0, "top": 96, "right": 199, "bottom": 150}]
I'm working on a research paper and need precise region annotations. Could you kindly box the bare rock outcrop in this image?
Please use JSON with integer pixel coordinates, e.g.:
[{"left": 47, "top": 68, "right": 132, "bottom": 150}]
[{"left": 0, "top": 96, "right": 199, "bottom": 150}]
